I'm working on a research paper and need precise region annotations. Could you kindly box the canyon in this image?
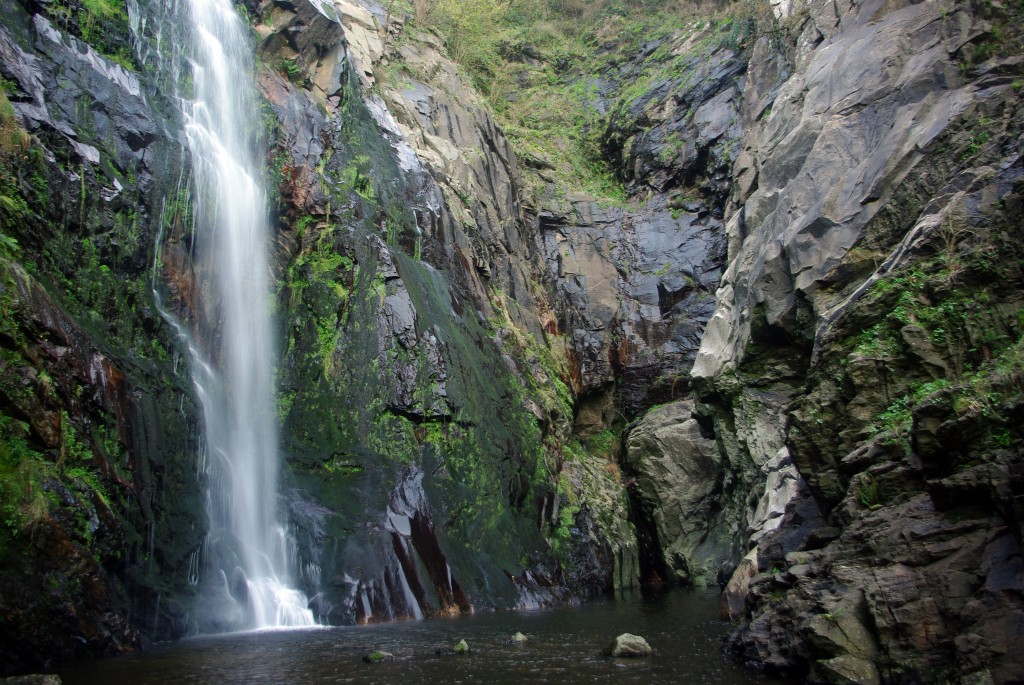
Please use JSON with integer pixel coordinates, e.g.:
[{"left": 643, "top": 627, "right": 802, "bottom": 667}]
[{"left": 0, "top": 0, "right": 1021, "bottom": 682}]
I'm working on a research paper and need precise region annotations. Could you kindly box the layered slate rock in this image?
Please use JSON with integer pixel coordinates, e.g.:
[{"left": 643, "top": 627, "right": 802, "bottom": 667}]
[
  {"left": 602, "top": 28, "right": 747, "bottom": 204},
  {"left": 540, "top": 198, "right": 725, "bottom": 417},
  {"left": 622, "top": 400, "right": 725, "bottom": 585},
  {"left": 693, "top": 0, "right": 1024, "bottom": 681},
  {"left": 537, "top": 25, "right": 745, "bottom": 419},
  {"left": 693, "top": 0, "right": 993, "bottom": 382},
  {"left": 0, "top": 0, "right": 207, "bottom": 670},
  {"left": 250, "top": 0, "right": 628, "bottom": 621}
]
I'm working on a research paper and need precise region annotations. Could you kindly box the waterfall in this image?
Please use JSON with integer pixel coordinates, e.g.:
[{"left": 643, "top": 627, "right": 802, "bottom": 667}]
[{"left": 171, "top": 0, "right": 315, "bottom": 630}]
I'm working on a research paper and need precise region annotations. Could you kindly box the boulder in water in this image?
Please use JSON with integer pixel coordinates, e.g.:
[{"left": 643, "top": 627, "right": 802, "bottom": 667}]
[
  {"left": 605, "top": 633, "right": 652, "bottom": 658},
  {"left": 510, "top": 632, "right": 528, "bottom": 643},
  {"left": 362, "top": 650, "right": 395, "bottom": 663},
  {"left": 435, "top": 639, "right": 470, "bottom": 656}
]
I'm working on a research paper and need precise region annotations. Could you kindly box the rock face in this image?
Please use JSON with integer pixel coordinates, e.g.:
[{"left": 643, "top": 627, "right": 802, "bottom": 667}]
[
  {"left": 622, "top": 400, "right": 726, "bottom": 585},
  {"left": 540, "top": 26, "right": 745, "bottom": 420},
  {"left": 0, "top": 0, "right": 204, "bottom": 672},
  {"left": 692, "top": 0, "right": 1024, "bottom": 681},
  {"left": 540, "top": 198, "right": 725, "bottom": 418},
  {"left": 1, "top": 0, "right": 1022, "bottom": 680},
  {"left": 250, "top": 0, "right": 616, "bottom": 622}
]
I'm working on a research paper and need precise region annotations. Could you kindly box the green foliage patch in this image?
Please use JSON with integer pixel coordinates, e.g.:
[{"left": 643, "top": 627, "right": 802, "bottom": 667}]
[
  {"left": 0, "top": 415, "right": 52, "bottom": 536},
  {"left": 46, "top": 0, "right": 136, "bottom": 70},
  {"left": 849, "top": 197, "right": 1024, "bottom": 456},
  {"left": 390, "top": 0, "right": 766, "bottom": 203}
]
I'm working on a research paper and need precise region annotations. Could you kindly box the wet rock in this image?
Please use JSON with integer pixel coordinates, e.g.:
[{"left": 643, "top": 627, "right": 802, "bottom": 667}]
[
  {"left": 3, "top": 14, "right": 157, "bottom": 172},
  {"left": 562, "top": 457, "right": 641, "bottom": 594},
  {"left": 816, "top": 655, "right": 881, "bottom": 685},
  {"left": 260, "top": 0, "right": 578, "bottom": 625},
  {"left": 623, "top": 400, "right": 726, "bottom": 584},
  {"left": 693, "top": 1, "right": 987, "bottom": 382},
  {"left": 605, "top": 633, "right": 652, "bottom": 658},
  {"left": 362, "top": 651, "right": 395, "bottom": 663},
  {"left": 696, "top": 0, "right": 1024, "bottom": 681},
  {"left": 510, "top": 632, "right": 528, "bottom": 643},
  {"left": 333, "top": 0, "right": 384, "bottom": 89},
  {"left": 0, "top": 0, "right": 203, "bottom": 669},
  {"left": 720, "top": 549, "right": 758, "bottom": 621},
  {"left": 435, "top": 639, "right": 470, "bottom": 656},
  {"left": 254, "top": 0, "right": 347, "bottom": 102},
  {"left": 542, "top": 198, "right": 726, "bottom": 411},
  {"left": 602, "top": 28, "right": 746, "bottom": 202}
]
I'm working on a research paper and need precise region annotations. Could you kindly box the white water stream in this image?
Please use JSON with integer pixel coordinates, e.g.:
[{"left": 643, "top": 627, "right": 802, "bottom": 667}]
[{"left": 175, "top": 0, "right": 315, "bottom": 630}]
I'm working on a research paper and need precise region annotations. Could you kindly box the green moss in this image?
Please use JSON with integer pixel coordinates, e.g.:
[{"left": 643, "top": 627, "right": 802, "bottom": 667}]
[
  {"left": 0, "top": 91, "right": 30, "bottom": 249},
  {"left": 47, "top": 0, "right": 135, "bottom": 70},
  {"left": 852, "top": 208, "right": 1024, "bottom": 452},
  {"left": 585, "top": 429, "right": 621, "bottom": 460},
  {"left": 0, "top": 415, "right": 51, "bottom": 536},
  {"left": 549, "top": 495, "right": 579, "bottom": 558}
]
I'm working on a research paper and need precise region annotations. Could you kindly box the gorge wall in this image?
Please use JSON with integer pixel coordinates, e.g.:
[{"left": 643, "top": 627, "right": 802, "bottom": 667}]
[
  {"left": 702, "top": 1, "right": 1024, "bottom": 683},
  {"left": 0, "top": 0, "right": 1021, "bottom": 682}
]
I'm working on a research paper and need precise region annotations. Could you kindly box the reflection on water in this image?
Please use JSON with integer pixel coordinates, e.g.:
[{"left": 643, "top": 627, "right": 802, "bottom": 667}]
[{"left": 57, "top": 589, "right": 787, "bottom": 684}]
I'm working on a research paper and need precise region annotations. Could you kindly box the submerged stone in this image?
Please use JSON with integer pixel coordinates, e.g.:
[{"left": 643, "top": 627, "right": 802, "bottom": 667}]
[
  {"left": 434, "top": 639, "right": 471, "bottom": 657},
  {"left": 362, "top": 650, "right": 395, "bottom": 663},
  {"left": 605, "top": 633, "right": 652, "bottom": 658}
]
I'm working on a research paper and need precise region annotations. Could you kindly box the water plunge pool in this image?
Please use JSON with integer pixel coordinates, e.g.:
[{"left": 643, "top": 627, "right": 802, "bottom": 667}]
[{"left": 56, "top": 589, "right": 784, "bottom": 684}]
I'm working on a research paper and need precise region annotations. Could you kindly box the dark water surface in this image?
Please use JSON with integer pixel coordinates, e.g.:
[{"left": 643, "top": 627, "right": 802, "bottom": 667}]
[{"left": 57, "top": 589, "right": 785, "bottom": 684}]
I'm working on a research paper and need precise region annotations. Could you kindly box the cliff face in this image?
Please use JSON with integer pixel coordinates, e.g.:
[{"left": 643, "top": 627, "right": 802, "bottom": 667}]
[
  {"left": 0, "top": 0, "right": 1022, "bottom": 681},
  {"left": 0, "top": 0, "right": 204, "bottom": 671},
  {"left": 249, "top": 0, "right": 588, "bottom": 621},
  {"left": 695, "top": 0, "right": 1024, "bottom": 682}
]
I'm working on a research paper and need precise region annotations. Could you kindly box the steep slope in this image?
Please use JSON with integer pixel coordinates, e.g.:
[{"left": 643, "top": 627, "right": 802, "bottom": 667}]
[
  {"left": 0, "top": 0, "right": 205, "bottom": 671},
  {"left": 395, "top": 1, "right": 770, "bottom": 587},
  {"left": 238, "top": 0, "right": 635, "bottom": 621},
  {"left": 693, "top": 0, "right": 1024, "bottom": 681},
  {"left": 406, "top": 0, "right": 1024, "bottom": 680}
]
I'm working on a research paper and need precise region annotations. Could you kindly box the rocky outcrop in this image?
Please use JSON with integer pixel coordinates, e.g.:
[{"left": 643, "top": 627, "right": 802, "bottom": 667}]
[
  {"left": 693, "top": 0, "right": 998, "bottom": 382},
  {"left": 540, "top": 197, "right": 725, "bottom": 418},
  {"left": 622, "top": 400, "right": 725, "bottom": 585},
  {"left": 538, "top": 26, "right": 746, "bottom": 420},
  {"left": 693, "top": 0, "right": 1024, "bottom": 681},
  {"left": 601, "top": 26, "right": 747, "bottom": 205},
  {"left": 0, "top": 0, "right": 206, "bottom": 671},
  {"left": 248, "top": 0, "right": 628, "bottom": 621}
]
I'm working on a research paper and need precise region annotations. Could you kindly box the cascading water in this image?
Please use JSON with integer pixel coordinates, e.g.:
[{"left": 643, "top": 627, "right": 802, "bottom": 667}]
[{"left": 167, "top": 0, "right": 315, "bottom": 630}]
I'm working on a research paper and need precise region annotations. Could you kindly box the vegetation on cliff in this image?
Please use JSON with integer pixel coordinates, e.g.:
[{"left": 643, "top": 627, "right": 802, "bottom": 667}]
[
  {"left": 1, "top": 0, "right": 1022, "bottom": 680},
  {"left": 0, "top": 2, "right": 207, "bottom": 671},
  {"left": 385, "top": 0, "right": 766, "bottom": 202}
]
